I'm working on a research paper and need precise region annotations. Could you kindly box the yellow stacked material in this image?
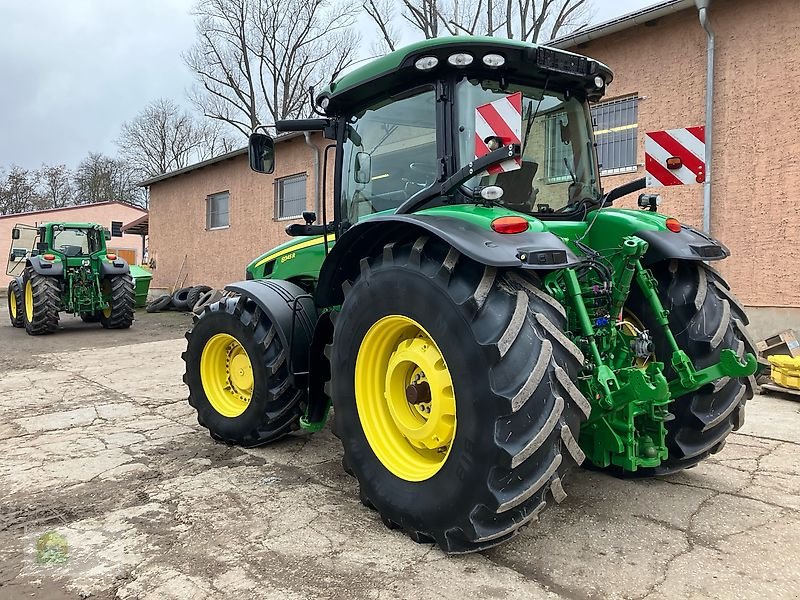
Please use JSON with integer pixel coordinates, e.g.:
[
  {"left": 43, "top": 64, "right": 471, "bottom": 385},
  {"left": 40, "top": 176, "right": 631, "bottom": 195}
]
[{"left": 768, "top": 355, "right": 800, "bottom": 390}]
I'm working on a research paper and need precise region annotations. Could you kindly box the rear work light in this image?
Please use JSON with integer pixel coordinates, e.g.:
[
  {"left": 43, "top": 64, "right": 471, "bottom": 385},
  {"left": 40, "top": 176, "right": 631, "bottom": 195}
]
[
  {"left": 414, "top": 56, "right": 439, "bottom": 71},
  {"left": 665, "top": 218, "right": 682, "bottom": 233},
  {"left": 106, "top": 253, "right": 117, "bottom": 260},
  {"left": 491, "top": 216, "right": 529, "bottom": 234}
]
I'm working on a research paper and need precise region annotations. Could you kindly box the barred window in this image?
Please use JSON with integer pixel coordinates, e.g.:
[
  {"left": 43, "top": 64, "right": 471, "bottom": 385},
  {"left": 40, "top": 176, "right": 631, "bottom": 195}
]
[
  {"left": 276, "top": 174, "right": 307, "bottom": 220},
  {"left": 206, "top": 191, "right": 229, "bottom": 229},
  {"left": 592, "top": 96, "right": 639, "bottom": 175}
]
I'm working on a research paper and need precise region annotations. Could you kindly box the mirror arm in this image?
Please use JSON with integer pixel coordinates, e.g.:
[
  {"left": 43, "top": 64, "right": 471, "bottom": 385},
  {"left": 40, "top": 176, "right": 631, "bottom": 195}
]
[{"left": 395, "top": 144, "right": 521, "bottom": 215}]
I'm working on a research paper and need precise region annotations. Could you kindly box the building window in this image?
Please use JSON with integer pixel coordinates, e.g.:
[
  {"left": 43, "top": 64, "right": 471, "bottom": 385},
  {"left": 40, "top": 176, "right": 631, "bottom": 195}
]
[
  {"left": 592, "top": 96, "right": 639, "bottom": 175},
  {"left": 276, "top": 174, "right": 307, "bottom": 220},
  {"left": 207, "top": 191, "right": 229, "bottom": 229}
]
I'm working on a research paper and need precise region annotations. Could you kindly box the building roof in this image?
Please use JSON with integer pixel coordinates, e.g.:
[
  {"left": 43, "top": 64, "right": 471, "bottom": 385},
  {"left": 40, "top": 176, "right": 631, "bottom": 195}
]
[
  {"left": 138, "top": 131, "right": 306, "bottom": 188},
  {"left": 0, "top": 200, "right": 146, "bottom": 221},
  {"left": 122, "top": 213, "right": 149, "bottom": 236},
  {"left": 548, "top": 0, "right": 695, "bottom": 49}
]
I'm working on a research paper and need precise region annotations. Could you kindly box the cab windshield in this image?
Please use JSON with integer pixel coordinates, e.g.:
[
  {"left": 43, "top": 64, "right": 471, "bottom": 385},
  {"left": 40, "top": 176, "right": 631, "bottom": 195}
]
[
  {"left": 53, "top": 227, "right": 102, "bottom": 257},
  {"left": 456, "top": 78, "right": 601, "bottom": 214}
]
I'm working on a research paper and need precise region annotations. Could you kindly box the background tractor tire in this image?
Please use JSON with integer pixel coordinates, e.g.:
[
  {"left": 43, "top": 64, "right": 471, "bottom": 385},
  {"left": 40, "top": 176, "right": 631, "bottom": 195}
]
[
  {"left": 330, "top": 236, "right": 588, "bottom": 554},
  {"left": 100, "top": 275, "right": 135, "bottom": 329},
  {"left": 625, "top": 260, "right": 756, "bottom": 476},
  {"left": 80, "top": 312, "right": 102, "bottom": 323},
  {"left": 186, "top": 285, "right": 212, "bottom": 311},
  {"left": 192, "top": 289, "right": 223, "bottom": 315},
  {"left": 172, "top": 287, "right": 193, "bottom": 310},
  {"left": 183, "top": 296, "right": 304, "bottom": 446},
  {"left": 7, "top": 280, "right": 24, "bottom": 328},
  {"left": 22, "top": 268, "right": 60, "bottom": 335},
  {"left": 146, "top": 294, "right": 172, "bottom": 313}
]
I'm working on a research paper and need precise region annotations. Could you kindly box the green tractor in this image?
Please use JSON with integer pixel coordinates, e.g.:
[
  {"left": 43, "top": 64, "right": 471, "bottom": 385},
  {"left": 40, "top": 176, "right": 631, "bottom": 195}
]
[
  {"left": 182, "top": 37, "right": 757, "bottom": 553},
  {"left": 6, "top": 222, "right": 135, "bottom": 334}
]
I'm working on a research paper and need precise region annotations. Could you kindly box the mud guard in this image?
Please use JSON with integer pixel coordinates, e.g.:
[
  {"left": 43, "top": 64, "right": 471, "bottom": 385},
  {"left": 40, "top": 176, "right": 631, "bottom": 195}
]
[
  {"left": 25, "top": 256, "right": 64, "bottom": 277},
  {"left": 100, "top": 259, "right": 131, "bottom": 276},
  {"left": 316, "top": 214, "right": 581, "bottom": 307},
  {"left": 635, "top": 225, "right": 729, "bottom": 265},
  {"left": 224, "top": 279, "right": 318, "bottom": 384}
]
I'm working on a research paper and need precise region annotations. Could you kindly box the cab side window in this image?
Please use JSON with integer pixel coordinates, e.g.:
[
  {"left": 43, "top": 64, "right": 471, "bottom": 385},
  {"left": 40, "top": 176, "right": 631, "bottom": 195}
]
[{"left": 341, "top": 88, "right": 437, "bottom": 224}]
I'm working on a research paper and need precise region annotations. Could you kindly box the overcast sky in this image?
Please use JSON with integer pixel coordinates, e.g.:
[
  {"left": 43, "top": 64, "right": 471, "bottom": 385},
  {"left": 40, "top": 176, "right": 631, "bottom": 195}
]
[{"left": 0, "top": 0, "right": 654, "bottom": 171}]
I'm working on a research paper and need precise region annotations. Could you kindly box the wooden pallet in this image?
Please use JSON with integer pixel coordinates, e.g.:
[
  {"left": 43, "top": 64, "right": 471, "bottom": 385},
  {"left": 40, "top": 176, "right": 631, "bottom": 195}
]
[{"left": 761, "top": 382, "right": 800, "bottom": 399}]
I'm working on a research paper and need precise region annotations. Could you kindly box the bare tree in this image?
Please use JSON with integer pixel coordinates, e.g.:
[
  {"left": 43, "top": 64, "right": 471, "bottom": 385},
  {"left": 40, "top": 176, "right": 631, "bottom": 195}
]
[
  {"left": 185, "top": 0, "right": 359, "bottom": 138},
  {"left": 74, "top": 153, "right": 145, "bottom": 208},
  {"left": 37, "top": 164, "right": 74, "bottom": 209},
  {"left": 366, "top": 0, "right": 591, "bottom": 46},
  {"left": 117, "top": 98, "right": 209, "bottom": 178},
  {"left": 0, "top": 167, "right": 40, "bottom": 215},
  {"left": 363, "top": 0, "right": 398, "bottom": 52}
]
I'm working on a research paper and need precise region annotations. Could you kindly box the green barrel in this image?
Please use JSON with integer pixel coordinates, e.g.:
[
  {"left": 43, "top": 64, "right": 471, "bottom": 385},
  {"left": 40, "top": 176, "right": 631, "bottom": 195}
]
[{"left": 129, "top": 265, "right": 153, "bottom": 308}]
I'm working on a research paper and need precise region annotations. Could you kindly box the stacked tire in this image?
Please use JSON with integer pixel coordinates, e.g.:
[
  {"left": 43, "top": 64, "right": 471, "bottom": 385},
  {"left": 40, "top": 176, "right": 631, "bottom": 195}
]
[{"left": 146, "top": 284, "right": 221, "bottom": 314}]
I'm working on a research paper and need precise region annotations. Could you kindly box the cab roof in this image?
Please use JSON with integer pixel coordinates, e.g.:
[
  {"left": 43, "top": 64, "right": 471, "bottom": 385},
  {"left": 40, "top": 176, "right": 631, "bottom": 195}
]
[{"left": 316, "top": 36, "right": 613, "bottom": 114}]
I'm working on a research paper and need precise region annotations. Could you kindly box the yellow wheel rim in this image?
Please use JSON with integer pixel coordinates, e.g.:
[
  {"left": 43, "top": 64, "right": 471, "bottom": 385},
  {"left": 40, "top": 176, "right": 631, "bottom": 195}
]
[
  {"left": 200, "top": 333, "right": 254, "bottom": 418},
  {"left": 24, "top": 281, "right": 34, "bottom": 321},
  {"left": 9, "top": 289, "right": 17, "bottom": 319},
  {"left": 355, "top": 315, "right": 456, "bottom": 482},
  {"left": 103, "top": 305, "right": 112, "bottom": 318}
]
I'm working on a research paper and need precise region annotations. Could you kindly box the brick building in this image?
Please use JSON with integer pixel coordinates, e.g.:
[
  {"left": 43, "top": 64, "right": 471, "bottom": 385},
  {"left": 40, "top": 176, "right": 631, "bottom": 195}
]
[
  {"left": 142, "top": 0, "right": 800, "bottom": 337},
  {"left": 1, "top": 201, "right": 147, "bottom": 288}
]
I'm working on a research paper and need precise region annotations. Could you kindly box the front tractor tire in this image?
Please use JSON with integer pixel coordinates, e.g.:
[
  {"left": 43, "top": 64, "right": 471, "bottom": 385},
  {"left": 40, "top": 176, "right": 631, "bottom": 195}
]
[
  {"left": 7, "top": 279, "right": 24, "bottom": 328},
  {"left": 100, "top": 275, "right": 135, "bottom": 329},
  {"left": 22, "top": 268, "right": 60, "bottom": 335},
  {"left": 627, "top": 260, "right": 756, "bottom": 475},
  {"left": 330, "top": 237, "right": 589, "bottom": 553},
  {"left": 182, "top": 296, "right": 304, "bottom": 446}
]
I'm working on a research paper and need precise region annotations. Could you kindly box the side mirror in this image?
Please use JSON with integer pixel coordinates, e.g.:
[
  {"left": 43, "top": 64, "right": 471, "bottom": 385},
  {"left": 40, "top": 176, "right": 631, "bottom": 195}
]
[
  {"left": 103, "top": 228, "right": 112, "bottom": 241},
  {"left": 354, "top": 151, "right": 371, "bottom": 184},
  {"left": 249, "top": 133, "right": 275, "bottom": 174},
  {"left": 11, "top": 228, "right": 20, "bottom": 240}
]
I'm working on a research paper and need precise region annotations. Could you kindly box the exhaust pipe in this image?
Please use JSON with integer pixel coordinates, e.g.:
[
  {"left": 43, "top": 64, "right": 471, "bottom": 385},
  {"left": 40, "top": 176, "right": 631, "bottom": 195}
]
[{"left": 695, "top": 0, "right": 715, "bottom": 234}]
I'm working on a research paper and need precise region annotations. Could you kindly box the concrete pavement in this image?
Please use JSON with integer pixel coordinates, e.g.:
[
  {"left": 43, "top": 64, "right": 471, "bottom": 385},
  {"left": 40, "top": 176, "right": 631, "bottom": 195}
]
[{"left": 1, "top": 314, "right": 799, "bottom": 599}]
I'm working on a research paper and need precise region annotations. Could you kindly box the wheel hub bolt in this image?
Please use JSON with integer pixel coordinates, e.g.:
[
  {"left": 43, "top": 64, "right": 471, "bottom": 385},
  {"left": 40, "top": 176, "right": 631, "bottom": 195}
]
[{"left": 405, "top": 381, "right": 431, "bottom": 405}]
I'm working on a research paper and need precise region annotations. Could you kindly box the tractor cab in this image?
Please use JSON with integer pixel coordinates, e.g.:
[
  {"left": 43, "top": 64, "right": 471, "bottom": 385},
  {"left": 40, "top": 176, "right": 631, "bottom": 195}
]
[{"left": 250, "top": 37, "right": 612, "bottom": 232}]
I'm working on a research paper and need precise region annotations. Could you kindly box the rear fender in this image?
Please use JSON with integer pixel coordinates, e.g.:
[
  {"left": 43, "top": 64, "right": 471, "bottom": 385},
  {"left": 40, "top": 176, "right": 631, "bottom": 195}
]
[
  {"left": 316, "top": 214, "right": 581, "bottom": 307},
  {"left": 636, "top": 225, "right": 729, "bottom": 265},
  {"left": 224, "top": 279, "right": 318, "bottom": 383},
  {"left": 25, "top": 256, "right": 64, "bottom": 277},
  {"left": 100, "top": 259, "right": 131, "bottom": 277}
]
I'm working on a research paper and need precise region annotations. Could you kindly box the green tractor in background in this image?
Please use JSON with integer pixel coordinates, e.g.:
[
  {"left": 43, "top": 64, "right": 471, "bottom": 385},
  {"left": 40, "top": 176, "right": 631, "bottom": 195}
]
[
  {"left": 6, "top": 222, "right": 135, "bottom": 334},
  {"left": 182, "top": 37, "right": 757, "bottom": 553}
]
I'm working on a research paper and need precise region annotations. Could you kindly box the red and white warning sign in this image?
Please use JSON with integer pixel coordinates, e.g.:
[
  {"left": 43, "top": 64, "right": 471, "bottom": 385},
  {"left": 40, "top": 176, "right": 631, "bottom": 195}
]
[
  {"left": 645, "top": 126, "right": 706, "bottom": 187},
  {"left": 474, "top": 92, "right": 522, "bottom": 175}
]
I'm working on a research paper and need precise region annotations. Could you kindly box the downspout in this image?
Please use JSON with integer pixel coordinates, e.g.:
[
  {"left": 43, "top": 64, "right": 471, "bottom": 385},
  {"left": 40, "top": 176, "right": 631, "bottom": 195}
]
[
  {"left": 303, "top": 131, "right": 321, "bottom": 215},
  {"left": 696, "top": 0, "right": 715, "bottom": 234}
]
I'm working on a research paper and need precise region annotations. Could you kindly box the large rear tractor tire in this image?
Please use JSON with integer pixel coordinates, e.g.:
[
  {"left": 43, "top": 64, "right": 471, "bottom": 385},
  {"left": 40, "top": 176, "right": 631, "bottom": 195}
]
[
  {"left": 100, "top": 275, "right": 135, "bottom": 329},
  {"left": 626, "top": 260, "right": 756, "bottom": 475},
  {"left": 22, "top": 268, "right": 60, "bottom": 335},
  {"left": 330, "top": 237, "right": 589, "bottom": 553},
  {"left": 182, "top": 296, "right": 305, "bottom": 446},
  {"left": 7, "top": 279, "right": 24, "bottom": 328}
]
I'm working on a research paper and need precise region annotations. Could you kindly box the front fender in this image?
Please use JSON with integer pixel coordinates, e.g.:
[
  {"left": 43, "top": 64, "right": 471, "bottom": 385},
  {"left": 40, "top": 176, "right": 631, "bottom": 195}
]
[
  {"left": 316, "top": 214, "right": 581, "bottom": 307},
  {"left": 26, "top": 256, "right": 64, "bottom": 277},
  {"left": 224, "top": 279, "right": 318, "bottom": 379}
]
